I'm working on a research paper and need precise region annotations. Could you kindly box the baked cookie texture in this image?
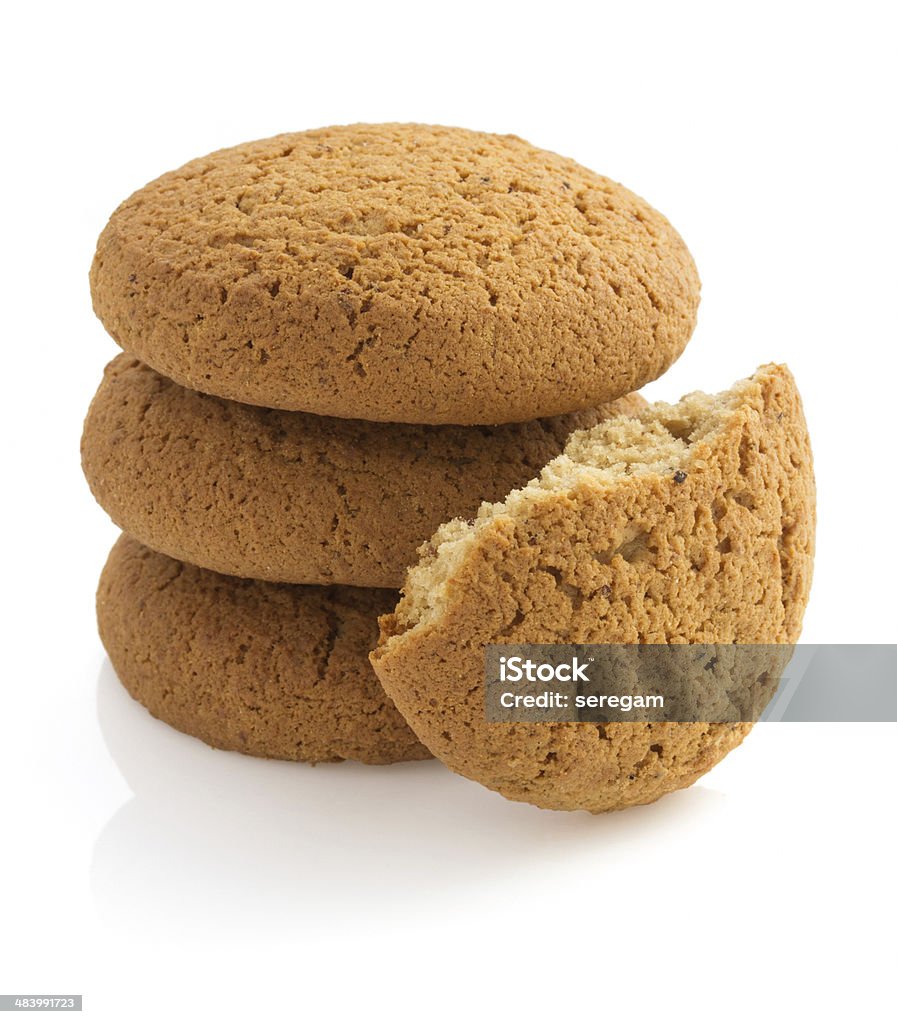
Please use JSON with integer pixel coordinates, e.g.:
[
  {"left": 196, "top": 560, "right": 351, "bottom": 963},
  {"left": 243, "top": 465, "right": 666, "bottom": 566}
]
[
  {"left": 371, "top": 365, "right": 815, "bottom": 812},
  {"left": 97, "top": 535, "right": 430, "bottom": 765},
  {"left": 82, "top": 355, "right": 646, "bottom": 588},
  {"left": 90, "top": 123, "right": 700, "bottom": 424}
]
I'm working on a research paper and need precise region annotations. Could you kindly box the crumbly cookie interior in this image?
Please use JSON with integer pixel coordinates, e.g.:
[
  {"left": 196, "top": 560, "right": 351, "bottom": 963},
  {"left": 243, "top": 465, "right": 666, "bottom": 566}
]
[{"left": 391, "top": 369, "right": 764, "bottom": 636}]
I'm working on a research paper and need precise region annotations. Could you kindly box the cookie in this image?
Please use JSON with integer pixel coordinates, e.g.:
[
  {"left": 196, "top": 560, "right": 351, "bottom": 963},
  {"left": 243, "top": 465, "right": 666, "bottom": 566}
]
[
  {"left": 82, "top": 354, "right": 646, "bottom": 588},
  {"left": 90, "top": 123, "right": 699, "bottom": 424},
  {"left": 371, "top": 365, "right": 815, "bottom": 812},
  {"left": 97, "top": 535, "right": 430, "bottom": 765}
]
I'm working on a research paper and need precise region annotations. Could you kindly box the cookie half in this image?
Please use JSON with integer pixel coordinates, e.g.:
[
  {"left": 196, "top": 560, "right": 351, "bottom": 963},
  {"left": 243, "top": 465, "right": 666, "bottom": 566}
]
[
  {"left": 371, "top": 365, "right": 815, "bottom": 812},
  {"left": 90, "top": 123, "right": 699, "bottom": 424},
  {"left": 98, "top": 536, "right": 430, "bottom": 765},
  {"left": 82, "top": 355, "right": 645, "bottom": 588}
]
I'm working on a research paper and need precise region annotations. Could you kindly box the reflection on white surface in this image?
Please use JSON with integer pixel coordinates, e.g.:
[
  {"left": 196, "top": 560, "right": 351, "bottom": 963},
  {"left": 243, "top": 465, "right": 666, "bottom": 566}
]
[{"left": 92, "top": 659, "right": 727, "bottom": 934}]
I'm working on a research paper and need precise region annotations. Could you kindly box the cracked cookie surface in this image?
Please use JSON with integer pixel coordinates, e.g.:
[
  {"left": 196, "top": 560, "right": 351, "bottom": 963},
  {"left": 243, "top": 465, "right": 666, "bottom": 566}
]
[
  {"left": 371, "top": 365, "right": 815, "bottom": 811},
  {"left": 82, "top": 355, "right": 645, "bottom": 587},
  {"left": 90, "top": 123, "right": 699, "bottom": 424},
  {"left": 97, "top": 535, "right": 430, "bottom": 764}
]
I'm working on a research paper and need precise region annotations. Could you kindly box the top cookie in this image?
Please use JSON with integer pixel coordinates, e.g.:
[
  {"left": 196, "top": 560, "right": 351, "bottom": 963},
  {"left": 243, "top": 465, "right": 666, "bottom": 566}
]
[{"left": 90, "top": 124, "right": 700, "bottom": 424}]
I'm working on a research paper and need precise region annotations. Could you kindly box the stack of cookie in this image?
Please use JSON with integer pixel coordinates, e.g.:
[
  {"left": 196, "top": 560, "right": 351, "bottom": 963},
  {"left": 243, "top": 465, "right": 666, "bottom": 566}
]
[{"left": 83, "top": 124, "right": 814, "bottom": 811}]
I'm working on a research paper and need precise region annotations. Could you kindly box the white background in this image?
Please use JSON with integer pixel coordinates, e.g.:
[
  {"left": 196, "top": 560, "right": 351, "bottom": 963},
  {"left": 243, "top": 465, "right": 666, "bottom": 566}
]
[{"left": 2, "top": 2, "right": 894, "bottom": 1021}]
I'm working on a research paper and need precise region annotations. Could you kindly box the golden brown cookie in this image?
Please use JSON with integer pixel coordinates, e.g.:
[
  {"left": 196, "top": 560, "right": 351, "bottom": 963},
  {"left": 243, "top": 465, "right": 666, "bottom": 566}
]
[
  {"left": 371, "top": 365, "right": 815, "bottom": 812},
  {"left": 98, "top": 535, "right": 430, "bottom": 765},
  {"left": 82, "top": 354, "right": 646, "bottom": 588},
  {"left": 90, "top": 123, "right": 699, "bottom": 424}
]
